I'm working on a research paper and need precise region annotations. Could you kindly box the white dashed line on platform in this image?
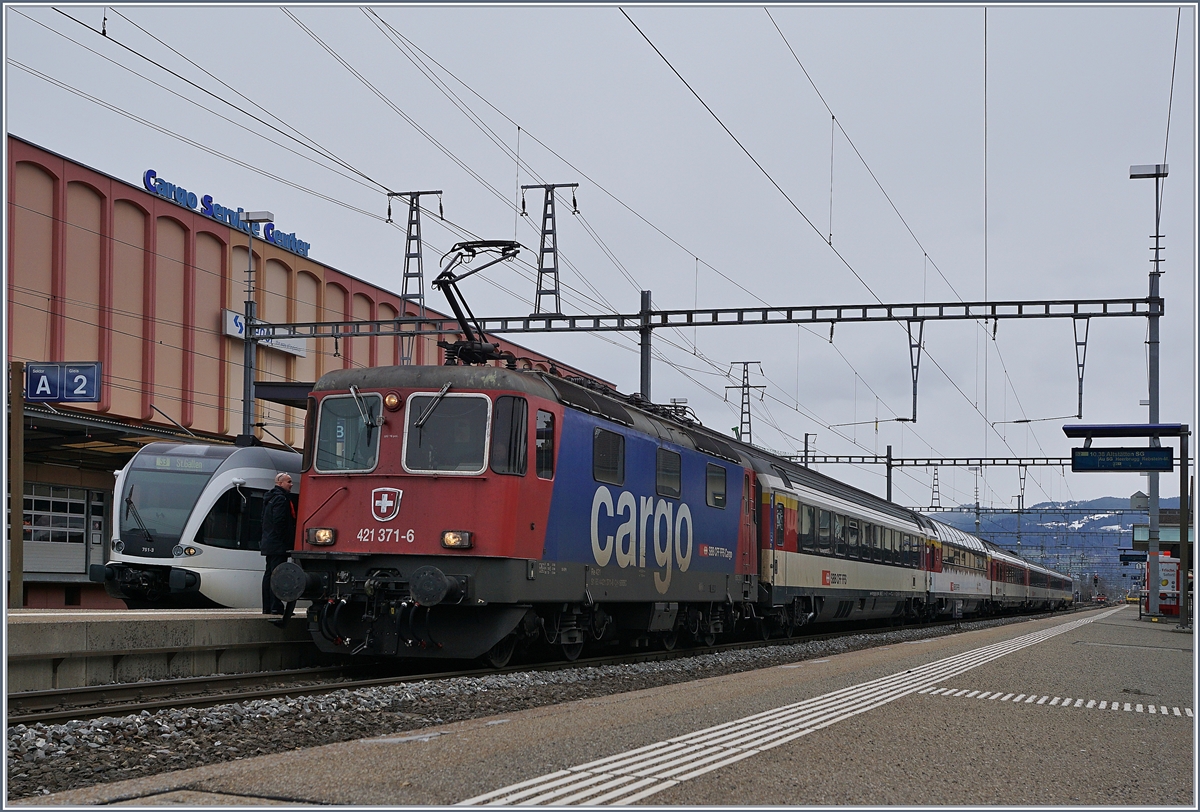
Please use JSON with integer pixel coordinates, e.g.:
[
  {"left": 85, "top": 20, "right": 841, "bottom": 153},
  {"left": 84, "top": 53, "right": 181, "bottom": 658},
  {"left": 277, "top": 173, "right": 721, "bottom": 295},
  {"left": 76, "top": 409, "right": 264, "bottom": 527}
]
[{"left": 919, "top": 687, "right": 1190, "bottom": 718}]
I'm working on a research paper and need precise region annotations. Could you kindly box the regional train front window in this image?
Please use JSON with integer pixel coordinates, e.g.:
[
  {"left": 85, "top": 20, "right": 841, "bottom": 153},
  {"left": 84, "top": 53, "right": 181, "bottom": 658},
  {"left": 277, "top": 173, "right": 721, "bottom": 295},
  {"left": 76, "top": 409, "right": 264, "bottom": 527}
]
[
  {"left": 315, "top": 394, "right": 382, "bottom": 472},
  {"left": 119, "top": 452, "right": 228, "bottom": 546},
  {"left": 404, "top": 393, "right": 490, "bottom": 474}
]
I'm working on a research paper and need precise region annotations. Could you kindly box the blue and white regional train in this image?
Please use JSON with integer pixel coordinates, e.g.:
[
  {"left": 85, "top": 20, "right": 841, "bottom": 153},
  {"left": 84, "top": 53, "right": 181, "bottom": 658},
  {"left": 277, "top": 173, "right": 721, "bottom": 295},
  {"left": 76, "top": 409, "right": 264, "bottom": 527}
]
[
  {"left": 270, "top": 365, "right": 1072, "bottom": 665},
  {"left": 89, "top": 442, "right": 300, "bottom": 608}
]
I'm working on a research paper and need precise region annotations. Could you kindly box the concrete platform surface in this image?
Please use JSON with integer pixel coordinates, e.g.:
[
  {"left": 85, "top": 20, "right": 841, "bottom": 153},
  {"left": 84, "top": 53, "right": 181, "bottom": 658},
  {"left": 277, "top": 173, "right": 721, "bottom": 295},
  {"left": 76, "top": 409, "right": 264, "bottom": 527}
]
[
  {"left": 7, "top": 609, "right": 316, "bottom": 691},
  {"left": 18, "top": 606, "right": 1195, "bottom": 806}
]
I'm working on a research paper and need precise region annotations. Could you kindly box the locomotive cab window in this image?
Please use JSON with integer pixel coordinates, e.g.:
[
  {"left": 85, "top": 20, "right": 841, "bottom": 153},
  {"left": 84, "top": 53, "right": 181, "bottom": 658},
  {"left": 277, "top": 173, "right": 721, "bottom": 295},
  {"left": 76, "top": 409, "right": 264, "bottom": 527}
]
[
  {"left": 403, "top": 393, "right": 490, "bottom": 474},
  {"left": 656, "top": 448, "right": 682, "bottom": 498},
  {"left": 593, "top": 428, "right": 625, "bottom": 486},
  {"left": 490, "top": 396, "right": 528, "bottom": 476},
  {"left": 706, "top": 464, "right": 726, "bottom": 508},
  {"left": 536, "top": 410, "right": 555, "bottom": 479},
  {"left": 315, "top": 393, "right": 383, "bottom": 472}
]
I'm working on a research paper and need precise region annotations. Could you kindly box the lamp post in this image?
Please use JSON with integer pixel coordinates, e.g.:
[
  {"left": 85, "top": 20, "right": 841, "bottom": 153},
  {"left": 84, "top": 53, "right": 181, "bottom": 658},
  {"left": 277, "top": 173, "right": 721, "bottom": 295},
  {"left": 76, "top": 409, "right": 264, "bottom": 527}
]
[
  {"left": 1130, "top": 163, "right": 1167, "bottom": 615},
  {"left": 240, "top": 211, "right": 274, "bottom": 440}
]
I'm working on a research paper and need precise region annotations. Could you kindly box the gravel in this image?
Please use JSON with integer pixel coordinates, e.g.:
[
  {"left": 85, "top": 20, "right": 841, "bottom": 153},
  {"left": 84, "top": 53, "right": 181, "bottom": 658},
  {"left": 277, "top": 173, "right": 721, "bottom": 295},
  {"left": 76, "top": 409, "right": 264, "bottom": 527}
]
[{"left": 6, "top": 614, "right": 1056, "bottom": 800}]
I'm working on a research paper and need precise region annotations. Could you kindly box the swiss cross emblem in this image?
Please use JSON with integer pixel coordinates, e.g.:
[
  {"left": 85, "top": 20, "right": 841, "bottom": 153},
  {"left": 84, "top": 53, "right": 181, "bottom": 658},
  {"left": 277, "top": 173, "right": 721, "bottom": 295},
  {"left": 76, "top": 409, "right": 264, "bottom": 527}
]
[{"left": 371, "top": 488, "right": 403, "bottom": 522}]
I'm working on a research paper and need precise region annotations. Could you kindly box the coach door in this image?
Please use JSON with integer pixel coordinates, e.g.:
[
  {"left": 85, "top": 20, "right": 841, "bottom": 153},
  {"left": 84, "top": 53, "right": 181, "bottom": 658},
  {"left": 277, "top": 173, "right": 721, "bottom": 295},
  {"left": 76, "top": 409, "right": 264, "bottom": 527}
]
[{"left": 740, "top": 471, "right": 756, "bottom": 573}]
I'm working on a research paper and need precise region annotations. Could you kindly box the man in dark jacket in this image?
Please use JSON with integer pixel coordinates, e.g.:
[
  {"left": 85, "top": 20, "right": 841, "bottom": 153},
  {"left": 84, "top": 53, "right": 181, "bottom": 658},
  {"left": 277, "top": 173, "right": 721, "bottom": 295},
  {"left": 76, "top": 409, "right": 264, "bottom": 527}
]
[{"left": 261, "top": 472, "right": 297, "bottom": 615}]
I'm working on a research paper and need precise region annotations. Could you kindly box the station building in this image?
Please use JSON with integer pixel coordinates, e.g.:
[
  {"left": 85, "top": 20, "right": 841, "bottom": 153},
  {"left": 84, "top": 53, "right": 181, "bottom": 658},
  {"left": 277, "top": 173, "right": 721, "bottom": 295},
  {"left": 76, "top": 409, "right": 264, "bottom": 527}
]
[{"left": 5, "top": 135, "right": 596, "bottom": 608}]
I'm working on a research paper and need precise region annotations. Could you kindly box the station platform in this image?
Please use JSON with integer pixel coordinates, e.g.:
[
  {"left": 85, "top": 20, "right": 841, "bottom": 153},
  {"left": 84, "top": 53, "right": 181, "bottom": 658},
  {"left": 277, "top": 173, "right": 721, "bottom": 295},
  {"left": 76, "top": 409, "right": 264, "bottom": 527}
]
[
  {"left": 6, "top": 609, "right": 318, "bottom": 692},
  {"left": 21, "top": 605, "right": 1196, "bottom": 806}
]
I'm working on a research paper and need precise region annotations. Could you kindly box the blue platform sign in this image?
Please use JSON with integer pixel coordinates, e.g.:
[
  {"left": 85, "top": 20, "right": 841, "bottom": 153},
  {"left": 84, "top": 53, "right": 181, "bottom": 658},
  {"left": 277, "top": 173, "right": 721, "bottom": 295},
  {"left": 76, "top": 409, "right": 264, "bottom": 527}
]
[
  {"left": 25, "top": 363, "right": 102, "bottom": 403},
  {"left": 1071, "top": 447, "right": 1173, "bottom": 472}
]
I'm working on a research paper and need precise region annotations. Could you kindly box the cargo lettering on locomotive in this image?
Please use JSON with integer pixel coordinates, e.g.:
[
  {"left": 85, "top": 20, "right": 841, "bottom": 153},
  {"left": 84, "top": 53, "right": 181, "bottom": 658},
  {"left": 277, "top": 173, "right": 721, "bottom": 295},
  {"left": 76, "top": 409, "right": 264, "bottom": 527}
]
[{"left": 590, "top": 485, "right": 693, "bottom": 594}]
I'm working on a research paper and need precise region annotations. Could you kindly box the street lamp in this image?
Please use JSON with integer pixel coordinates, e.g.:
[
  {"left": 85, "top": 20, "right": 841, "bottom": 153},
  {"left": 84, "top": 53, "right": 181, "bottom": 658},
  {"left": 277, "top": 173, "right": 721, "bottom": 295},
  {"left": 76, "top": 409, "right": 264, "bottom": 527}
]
[
  {"left": 1130, "top": 163, "right": 1167, "bottom": 615},
  {"left": 241, "top": 210, "right": 274, "bottom": 440}
]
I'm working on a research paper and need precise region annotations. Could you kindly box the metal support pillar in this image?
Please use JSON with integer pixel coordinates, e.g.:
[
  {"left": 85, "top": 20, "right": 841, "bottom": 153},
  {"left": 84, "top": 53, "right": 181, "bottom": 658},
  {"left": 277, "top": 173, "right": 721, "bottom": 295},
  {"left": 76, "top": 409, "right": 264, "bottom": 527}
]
[
  {"left": 395, "top": 190, "right": 441, "bottom": 365},
  {"left": 803, "top": 433, "right": 816, "bottom": 468},
  {"left": 886, "top": 444, "right": 893, "bottom": 502},
  {"left": 523, "top": 183, "right": 577, "bottom": 317},
  {"left": 726, "top": 362, "right": 764, "bottom": 446},
  {"left": 906, "top": 320, "right": 924, "bottom": 422},
  {"left": 8, "top": 361, "right": 24, "bottom": 609},
  {"left": 1179, "top": 429, "right": 1190, "bottom": 629},
  {"left": 639, "top": 290, "right": 652, "bottom": 401},
  {"left": 1147, "top": 172, "right": 1165, "bottom": 615},
  {"left": 1073, "top": 317, "right": 1089, "bottom": 418},
  {"left": 242, "top": 238, "right": 257, "bottom": 437}
]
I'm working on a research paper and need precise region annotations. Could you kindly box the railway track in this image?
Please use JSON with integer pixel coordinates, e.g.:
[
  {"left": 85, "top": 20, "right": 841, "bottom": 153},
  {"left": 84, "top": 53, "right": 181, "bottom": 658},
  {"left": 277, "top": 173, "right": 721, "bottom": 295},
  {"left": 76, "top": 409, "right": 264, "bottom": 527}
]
[{"left": 8, "top": 611, "right": 1083, "bottom": 727}]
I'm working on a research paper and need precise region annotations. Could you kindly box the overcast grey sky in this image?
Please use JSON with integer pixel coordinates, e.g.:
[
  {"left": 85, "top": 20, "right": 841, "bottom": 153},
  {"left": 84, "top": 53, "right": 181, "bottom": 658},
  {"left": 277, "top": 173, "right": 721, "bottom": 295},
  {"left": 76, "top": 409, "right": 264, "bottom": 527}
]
[{"left": 5, "top": 3, "right": 1196, "bottom": 510}]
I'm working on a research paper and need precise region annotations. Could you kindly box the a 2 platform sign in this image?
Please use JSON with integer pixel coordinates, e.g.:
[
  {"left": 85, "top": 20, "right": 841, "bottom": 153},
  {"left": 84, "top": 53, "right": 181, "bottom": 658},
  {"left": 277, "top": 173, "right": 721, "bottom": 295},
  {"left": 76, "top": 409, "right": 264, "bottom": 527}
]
[{"left": 24, "top": 363, "right": 102, "bottom": 403}]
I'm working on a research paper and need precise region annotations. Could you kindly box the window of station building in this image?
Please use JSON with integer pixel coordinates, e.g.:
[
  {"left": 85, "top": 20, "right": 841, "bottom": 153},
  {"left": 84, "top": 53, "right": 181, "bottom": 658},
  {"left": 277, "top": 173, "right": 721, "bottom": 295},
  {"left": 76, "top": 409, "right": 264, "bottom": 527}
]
[
  {"left": 833, "top": 514, "right": 847, "bottom": 557},
  {"left": 799, "top": 504, "right": 816, "bottom": 552},
  {"left": 846, "top": 519, "right": 860, "bottom": 558},
  {"left": 706, "top": 464, "right": 726, "bottom": 508},
  {"left": 20, "top": 484, "right": 93, "bottom": 543},
  {"left": 593, "top": 428, "right": 625, "bottom": 486},
  {"left": 195, "top": 487, "right": 267, "bottom": 550},
  {"left": 817, "top": 509, "right": 832, "bottom": 553},
  {"left": 535, "top": 410, "right": 555, "bottom": 479},
  {"left": 490, "top": 396, "right": 528, "bottom": 476},
  {"left": 656, "top": 448, "right": 682, "bottom": 499}
]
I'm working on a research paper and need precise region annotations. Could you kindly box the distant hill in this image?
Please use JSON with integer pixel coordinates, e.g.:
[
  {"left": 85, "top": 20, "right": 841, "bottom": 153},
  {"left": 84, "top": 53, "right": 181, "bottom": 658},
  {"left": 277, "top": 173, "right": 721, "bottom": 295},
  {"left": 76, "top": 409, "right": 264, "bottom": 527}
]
[{"left": 923, "top": 496, "right": 1181, "bottom": 594}]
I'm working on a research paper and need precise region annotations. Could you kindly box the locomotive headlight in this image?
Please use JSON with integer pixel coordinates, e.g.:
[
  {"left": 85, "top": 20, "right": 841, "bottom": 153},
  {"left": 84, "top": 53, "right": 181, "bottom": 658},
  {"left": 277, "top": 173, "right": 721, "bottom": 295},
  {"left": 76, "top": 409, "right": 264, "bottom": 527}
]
[
  {"left": 384, "top": 391, "right": 402, "bottom": 411},
  {"left": 183, "top": 546, "right": 200, "bottom": 556},
  {"left": 441, "top": 530, "right": 473, "bottom": 549},
  {"left": 307, "top": 527, "right": 336, "bottom": 546},
  {"left": 172, "top": 545, "right": 183, "bottom": 557}
]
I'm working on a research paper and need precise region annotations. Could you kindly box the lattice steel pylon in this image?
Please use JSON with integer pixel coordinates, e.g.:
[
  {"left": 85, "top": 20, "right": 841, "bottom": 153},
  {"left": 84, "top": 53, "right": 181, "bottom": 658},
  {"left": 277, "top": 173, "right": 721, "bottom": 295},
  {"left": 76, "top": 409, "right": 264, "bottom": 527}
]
[
  {"left": 389, "top": 190, "right": 442, "bottom": 364},
  {"left": 929, "top": 466, "right": 942, "bottom": 509},
  {"left": 521, "top": 183, "right": 577, "bottom": 317},
  {"left": 725, "top": 361, "right": 765, "bottom": 445}
]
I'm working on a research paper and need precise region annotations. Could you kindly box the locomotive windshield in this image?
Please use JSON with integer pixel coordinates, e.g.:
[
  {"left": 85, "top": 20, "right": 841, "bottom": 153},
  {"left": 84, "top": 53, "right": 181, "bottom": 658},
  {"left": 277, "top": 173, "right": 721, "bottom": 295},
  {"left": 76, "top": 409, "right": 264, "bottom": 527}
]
[
  {"left": 315, "top": 394, "right": 382, "bottom": 472},
  {"left": 404, "top": 393, "right": 490, "bottom": 474},
  {"left": 120, "top": 446, "right": 234, "bottom": 552}
]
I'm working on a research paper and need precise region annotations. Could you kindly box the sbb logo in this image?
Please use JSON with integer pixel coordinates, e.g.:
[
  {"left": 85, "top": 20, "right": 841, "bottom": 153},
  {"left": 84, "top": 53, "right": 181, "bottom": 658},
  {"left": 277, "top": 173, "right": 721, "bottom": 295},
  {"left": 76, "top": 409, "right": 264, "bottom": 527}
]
[
  {"left": 822, "top": 570, "right": 847, "bottom": 586},
  {"left": 590, "top": 485, "right": 693, "bottom": 595}
]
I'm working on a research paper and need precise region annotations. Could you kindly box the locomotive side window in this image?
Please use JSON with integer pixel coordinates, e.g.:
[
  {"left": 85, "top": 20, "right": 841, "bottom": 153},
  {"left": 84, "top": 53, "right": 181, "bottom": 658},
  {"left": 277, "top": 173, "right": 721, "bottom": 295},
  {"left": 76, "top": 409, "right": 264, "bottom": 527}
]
[
  {"left": 490, "top": 396, "right": 528, "bottom": 476},
  {"left": 403, "top": 393, "right": 490, "bottom": 474},
  {"left": 316, "top": 394, "right": 382, "bottom": 472},
  {"left": 196, "top": 488, "right": 266, "bottom": 550},
  {"left": 656, "top": 448, "right": 682, "bottom": 498},
  {"left": 593, "top": 428, "right": 625, "bottom": 486},
  {"left": 535, "top": 410, "right": 555, "bottom": 479},
  {"left": 800, "top": 504, "right": 816, "bottom": 552},
  {"left": 706, "top": 464, "right": 726, "bottom": 508}
]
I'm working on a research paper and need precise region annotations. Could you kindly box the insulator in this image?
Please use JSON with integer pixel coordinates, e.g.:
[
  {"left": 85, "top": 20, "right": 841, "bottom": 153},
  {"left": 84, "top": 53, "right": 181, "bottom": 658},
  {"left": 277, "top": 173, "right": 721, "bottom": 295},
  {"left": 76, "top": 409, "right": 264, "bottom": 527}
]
[
  {"left": 572, "top": 191, "right": 578, "bottom": 214},
  {"left": 438, "top": 195, "right": 444, "bottom": 220},
  {"left": 386, "top": 198, "right": 392, "bottom": 224},
  {"left": 521, "top": 193, "right": 526, "bottom": 216}
]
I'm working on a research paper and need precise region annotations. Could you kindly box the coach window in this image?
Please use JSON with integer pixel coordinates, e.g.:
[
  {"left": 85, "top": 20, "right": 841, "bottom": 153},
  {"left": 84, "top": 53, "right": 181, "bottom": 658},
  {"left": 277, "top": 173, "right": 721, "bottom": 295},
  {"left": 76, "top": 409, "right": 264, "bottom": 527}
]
[
  {"left": 706, "top": 464, "right": 727, "bottom": 508},
  {"left": 657, "top": 448, "right": 682, "bottom": 498},
  {"left": 833, "top": 514, "right": 847, "bottom": 557},
  {"left": 593, "top": 428, "right": 625, "bottom": 486},
  {"left": 800, "top": 503, "right": 816, "bottom": 552},
  {"left": 846, "top": 519, "right": 860, "bottom": 558},
  {"left": 817, "top": 509, "right": 832, "bottom": 554},
  {"left": 535, "top": 411, "right": 555, "bottom": 479},
  {"left": 491, "top": 396, "right": 528, "bottom": 476},
  {"left": 868, "top": 524, "right": 881, "bottom": 562}
]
